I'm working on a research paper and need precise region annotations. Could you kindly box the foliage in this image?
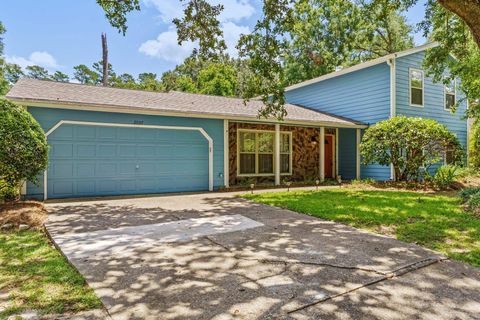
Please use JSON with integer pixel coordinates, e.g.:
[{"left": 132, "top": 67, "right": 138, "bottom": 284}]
[
  {"left": 0, "top": 99, "right": 48, "bottom": 200},
  {"left": 283, "top": 0, "right": 414, "bottom": 86},
  {"left": 432, "top": 165, "right": 459, "bottom": 189},
  {"left": 25, "top": 65, "right": 50, "bottom": 80},
  {"left": 244, "top": 188, "right": 480, "bottom": 267},
  {"left": 0, "top": 21, "right": 8, "bottom": 96},
  {"left": 197, "top": 63, "right": 237, "bottom": 96},
  {"left": 95, "top": 0, "right": 140, "bottom": 35},
  {"left": 420, "top": 2, "right": 480, "bottom": 117},
  {"left": 470, "top": 120, "right": 480, "bottom": 169},
  {"left": 50, "top": 71, "right": 69, "bottom": 82},
  {"left": 459, "top": 187, "right": 480, "bottom": 202},
  {"left": 468, "top": 192, "right": 480, "bottom": 211},
  {"left": 360, "top": 116, "right": 462, "bottom": 181},
  {"left": 0, "top": 230, "right": 101, "bottom": 317},
  {"left": 173, "top": 0, "right": 226, "bottom": 59}
]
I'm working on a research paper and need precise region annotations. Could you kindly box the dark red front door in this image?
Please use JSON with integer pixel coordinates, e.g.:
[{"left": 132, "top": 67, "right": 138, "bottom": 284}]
[{"left": 324, "top": 135, "right": 334, "bottom": 178}]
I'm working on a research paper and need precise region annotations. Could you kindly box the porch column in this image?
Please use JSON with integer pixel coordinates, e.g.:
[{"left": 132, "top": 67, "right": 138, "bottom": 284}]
[
  {"left": 223, "top": 119, "right": 229, "bottom": 188},
  {"left": 356, "top": 128, "right": 361, "bottom": 180},
  {"left": 275, "top": 123, "right": 281, "bottom": 185},
  {"left": 320, "top": 127, "right": 325, "bottom": 181}
]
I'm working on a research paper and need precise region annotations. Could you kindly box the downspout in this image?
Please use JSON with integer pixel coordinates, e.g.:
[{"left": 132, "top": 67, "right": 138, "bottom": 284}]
[{"left": 387, "top": 57, "right": 396, "bottom": 180}]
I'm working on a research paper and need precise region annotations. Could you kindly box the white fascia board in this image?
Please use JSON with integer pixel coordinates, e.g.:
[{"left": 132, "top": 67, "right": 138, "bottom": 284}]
[{"left": 10, "top": 99, "right": 368, "bottom": 129}]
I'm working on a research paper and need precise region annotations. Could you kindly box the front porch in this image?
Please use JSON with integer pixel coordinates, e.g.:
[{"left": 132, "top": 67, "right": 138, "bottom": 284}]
[{"left": 223, "top": 121, "right": 362, "bottom": 188}]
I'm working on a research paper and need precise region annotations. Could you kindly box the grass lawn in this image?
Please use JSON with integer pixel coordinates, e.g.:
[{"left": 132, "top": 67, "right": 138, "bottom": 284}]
[
  {"left": 243, "top": 188, "right": 480, "bottom": 267},
  {"left": 0, "top": 230, "right": 102, "bottom": 318}
]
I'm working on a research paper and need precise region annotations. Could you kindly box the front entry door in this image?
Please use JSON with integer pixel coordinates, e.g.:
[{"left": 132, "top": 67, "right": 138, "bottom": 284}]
[{"left": 324, "top": 135, "right": 334, "bottom": 178}]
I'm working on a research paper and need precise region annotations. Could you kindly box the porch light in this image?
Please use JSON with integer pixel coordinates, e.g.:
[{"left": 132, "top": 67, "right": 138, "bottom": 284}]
[{"left": 310, "top": 135, "right": 318, "bottom": 145}]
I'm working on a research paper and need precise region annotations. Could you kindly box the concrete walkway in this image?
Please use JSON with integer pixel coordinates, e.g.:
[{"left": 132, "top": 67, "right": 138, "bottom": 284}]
[{"left": 45, "top": 193, "right": 480, "bottom": 320}]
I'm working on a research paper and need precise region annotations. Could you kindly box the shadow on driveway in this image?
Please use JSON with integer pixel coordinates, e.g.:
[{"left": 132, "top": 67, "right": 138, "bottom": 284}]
[{"left": 45, "top": 194, "right": 480, "bottom": 320}]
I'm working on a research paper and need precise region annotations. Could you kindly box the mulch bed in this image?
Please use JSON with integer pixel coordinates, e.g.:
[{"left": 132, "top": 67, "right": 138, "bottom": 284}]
[{"left": 0, "top": 201, "right": 47, "bottom": 230}]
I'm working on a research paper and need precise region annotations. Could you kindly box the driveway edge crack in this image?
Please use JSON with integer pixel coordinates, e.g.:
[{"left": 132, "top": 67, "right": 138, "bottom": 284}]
[{"left": 287, "top": 256, "right": 448, "bottom": 314}]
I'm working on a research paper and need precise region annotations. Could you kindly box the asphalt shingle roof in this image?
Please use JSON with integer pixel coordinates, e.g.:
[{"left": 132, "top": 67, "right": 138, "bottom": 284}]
[{"left": 7, "top": 78, "right": 364, "bottom": 127}]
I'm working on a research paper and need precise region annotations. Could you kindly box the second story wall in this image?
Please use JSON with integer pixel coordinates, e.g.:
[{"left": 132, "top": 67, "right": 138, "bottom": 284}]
[
  {"left": 395, "top": 51, "right": 468, "bottom": 147},
  {"left": 285, "top": 63, "right": 391, "bottom": 125}
]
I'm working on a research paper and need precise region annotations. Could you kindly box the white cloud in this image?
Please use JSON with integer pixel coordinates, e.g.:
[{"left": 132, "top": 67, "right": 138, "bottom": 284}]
[
  {"left": 139, "top": 21, "right": 249, "bottom": 62},
  {"left": 143, "top": 0, "right": 255, "bottom": 23},
  {"left": 139, "top": 0, "right": 254, "bottom": 62},
  {"left": 6, "top": 51, "right": 58, "bottom": 69},
  {"left": 222, "top": 21, "right": 249, "bottom": 56},
  {"left": 139, "top": 28, "right": 196, "bottom": 63}
]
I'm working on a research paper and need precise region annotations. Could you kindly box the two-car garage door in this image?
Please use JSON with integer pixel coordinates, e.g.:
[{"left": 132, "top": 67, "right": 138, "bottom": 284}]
[{"left": 46, "top": 122, "right": 210, "bottom": 199}]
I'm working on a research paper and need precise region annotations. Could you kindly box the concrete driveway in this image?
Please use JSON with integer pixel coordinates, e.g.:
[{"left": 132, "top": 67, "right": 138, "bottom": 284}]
[{"left": 45, "top": 192, "right": 480, "bottom": 320}]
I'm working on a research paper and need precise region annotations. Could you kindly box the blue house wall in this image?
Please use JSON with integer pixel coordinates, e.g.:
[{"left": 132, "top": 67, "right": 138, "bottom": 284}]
[
  {"left": 285, "top": 63, "right": 392, "bottom": 180},
  {"left": 26, "top": 107, "right": 225, "bottom": 199},
  {"left": 395, "top": 51, "right": 468, "bottom": 159},
  {"left": 285, "top": 49, "right": 468, "bottom": 181}
]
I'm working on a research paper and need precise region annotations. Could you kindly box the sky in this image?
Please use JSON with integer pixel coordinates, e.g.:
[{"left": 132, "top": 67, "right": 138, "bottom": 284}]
[{"left": 1, "top": 0, "right": 428, "bottom": 79}]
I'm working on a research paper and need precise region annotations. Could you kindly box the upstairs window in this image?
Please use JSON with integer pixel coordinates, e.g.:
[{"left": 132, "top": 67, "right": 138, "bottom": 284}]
[
  {"left": 410, "top": 69, "right": 424, "bottom": 107},
  {"left": 238, "top": 130, "right": 292, "bottom": 176},
  {"left": 445, "top": 79, "right": 456, "bottom": 110}
]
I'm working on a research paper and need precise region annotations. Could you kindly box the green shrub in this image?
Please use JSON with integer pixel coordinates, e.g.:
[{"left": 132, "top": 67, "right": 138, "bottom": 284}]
[
  {"left": 432, "top": 165, "right": 458, "bottom": 189},
  {"left": 470, "top": 120, "right": 480, "bottom": 170},
  {"left": 459, "top": 187, "right": 480, "bottom": 203},
  {"left": 0, "top": 99, "right": 48, "bottom": 201},
  {"left": 468, "top": 193, "right": 480, "bottom": 210},
  {"left": 360, "top": 116, "right": 462, "bottom": 181}
]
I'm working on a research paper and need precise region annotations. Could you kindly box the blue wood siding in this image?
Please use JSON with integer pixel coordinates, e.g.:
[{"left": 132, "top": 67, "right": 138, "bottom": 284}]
[
  {"left": 285, "top": 63, "right": 392, "bottom": 180},
  {"left": 285, "top": 63, "right": 391, "bottom": 124},
  {"left": 395, "top": 51, "right": 468, "bottom": 162},
  {"left": 26, "top": 107, "right": 225, "bottom": 199},
  {"left": 338, "top": 128, "right": 356, "bottom": 180}
]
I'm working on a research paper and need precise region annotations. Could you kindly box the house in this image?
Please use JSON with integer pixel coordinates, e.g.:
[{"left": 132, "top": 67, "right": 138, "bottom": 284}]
[{"left": 6, "top": 43, "right": 468, "bottom": 200}]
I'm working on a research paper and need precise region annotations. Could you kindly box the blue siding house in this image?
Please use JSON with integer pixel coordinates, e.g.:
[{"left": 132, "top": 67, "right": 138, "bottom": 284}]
[
  {"left": 6, "top": 43, "right": 468, "bottom": 200},
  {"left": 285, "top": 42, "right": 468, "bottom": 181}
]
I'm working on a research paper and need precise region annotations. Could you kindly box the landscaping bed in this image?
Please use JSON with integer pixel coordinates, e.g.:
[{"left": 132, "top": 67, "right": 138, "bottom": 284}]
[
  {"left": 243, "top": 187, "right": 480, "bottom": 267},
  {"left": 0, "top": 202, "right": 102, "bottom": 319}
]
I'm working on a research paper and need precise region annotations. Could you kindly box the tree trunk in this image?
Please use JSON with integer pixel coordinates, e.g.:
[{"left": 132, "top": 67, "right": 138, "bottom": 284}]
[
  {"left": 101, "top": 33, "right": 108, "bottom": 86},
  {"left": 438, "top": 0, "right": 480, "bottom": 47}
]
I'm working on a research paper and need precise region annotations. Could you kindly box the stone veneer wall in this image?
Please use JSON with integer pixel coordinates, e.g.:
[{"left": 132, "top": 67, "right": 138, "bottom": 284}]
[{"left": 229, "top": 122, "right": 335, "bottom": 186}]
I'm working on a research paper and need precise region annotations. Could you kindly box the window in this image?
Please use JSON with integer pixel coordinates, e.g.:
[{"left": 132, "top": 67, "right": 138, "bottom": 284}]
[
  {"left": 444, "top": 149, "right": 456, "bottom": 165},
  {"left": 410, "top": 69, "right": 424, "bottom": 106},
  {"left": 238, "top": 130, "right": 292, "bottom": 176},
  {"left": 445, "top": 79, "right": 456, "bottom": 110}
]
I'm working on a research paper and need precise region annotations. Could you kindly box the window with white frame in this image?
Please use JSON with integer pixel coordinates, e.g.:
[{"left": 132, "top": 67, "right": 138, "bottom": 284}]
[
  {"left": 410, "top": 69, "right": 424, "bottom": 106},
  {"left": 238, "top": 130, "right": 292, "bottom": 176},
  {"left": 445, "top": 79, "right": 456, "bottom": 110}
]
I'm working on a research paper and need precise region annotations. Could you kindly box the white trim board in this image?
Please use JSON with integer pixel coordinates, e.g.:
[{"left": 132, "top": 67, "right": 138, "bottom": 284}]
[
  {"left": 43, "top": 120, "right": 214, "bottom": 200},
  {"left": 10, "top": 99, "right": 368, "bottom": 129}
]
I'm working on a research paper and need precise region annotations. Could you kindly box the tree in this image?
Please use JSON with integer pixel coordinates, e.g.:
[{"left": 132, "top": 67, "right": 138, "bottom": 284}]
[
  {"left": 470, "top": 119, "right": 480, "bottom": 169},
  {"left": 420, "top": 2, "right": 480, "bottom": 119},
  {"left": 138, "top": 73, "right": 162, "bottom": 91},
  {"left": 95, "top": 0, "right": 140, "bottom": 35},
  {"left": 26, "top": 65, "right": 50, "bottom": 80},
  {"left": 360, "top": 116, "right": 462, "bottom": 181},
  {"left": 0, "top": 21, "right": 8, "bottom": 95},
  {"left": 197, "top": 63, "right": 237, "bottom": 96},
  {"left": 283, "top": 0, "right": 414, "bottom": 86},
  {"left": 0, "top": 99, "right": 48, "bottom": 200},
  {"left": 73, "top": 64, "right": 100, "bottom": 84},
  {"left": 50, "top": 71, "right": 69, "bottom": 82}
]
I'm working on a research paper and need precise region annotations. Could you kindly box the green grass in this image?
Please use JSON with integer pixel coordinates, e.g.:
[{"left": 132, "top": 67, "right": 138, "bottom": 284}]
[
  {"left": 0, "top": 230, "right": 102, "bottom": 318},
  {"left": 243, "top": 189, "right": 480, "bottom": 267}
]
